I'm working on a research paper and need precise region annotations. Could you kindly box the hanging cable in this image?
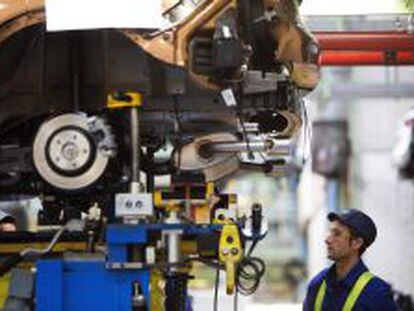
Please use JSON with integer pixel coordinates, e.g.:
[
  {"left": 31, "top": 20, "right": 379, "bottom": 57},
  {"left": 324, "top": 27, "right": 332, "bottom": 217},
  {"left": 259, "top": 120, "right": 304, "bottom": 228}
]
[
  {"left": 247, "top": 239, "right": 259, "bottom": 257},
  {"left": 300, "top": 99, "right": 311, "bottom": 165},
  {"left": 234, "top": 281, "right": 239, "bottom": 311},
  {"left": 172, "top": 94, "right": 184, "bottom": 169},
  {"left": 235, "top": 215, "right": 266, "bottom": 298},
  {"left": 214, "top": 263, "right": 220, "bottom": 311},
  {"left": 235, "top": 84, "right": 254, "bottom": 159},
  {"left": 236, "top": 256, "right": 266, "bottom": 296}
]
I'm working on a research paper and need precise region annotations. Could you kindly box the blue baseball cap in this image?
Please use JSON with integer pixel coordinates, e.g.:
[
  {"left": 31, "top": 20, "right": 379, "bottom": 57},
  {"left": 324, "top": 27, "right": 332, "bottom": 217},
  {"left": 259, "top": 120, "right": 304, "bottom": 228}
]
[{"left": 328, "top": 209, "right": 377, "bottom": 248}]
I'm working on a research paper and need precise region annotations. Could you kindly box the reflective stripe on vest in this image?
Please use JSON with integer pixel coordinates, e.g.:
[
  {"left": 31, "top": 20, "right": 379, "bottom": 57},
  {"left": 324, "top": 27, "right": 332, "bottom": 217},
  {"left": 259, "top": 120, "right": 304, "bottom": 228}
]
[{"left": 314, "top": 271, "right": 374, "bottom": 311}]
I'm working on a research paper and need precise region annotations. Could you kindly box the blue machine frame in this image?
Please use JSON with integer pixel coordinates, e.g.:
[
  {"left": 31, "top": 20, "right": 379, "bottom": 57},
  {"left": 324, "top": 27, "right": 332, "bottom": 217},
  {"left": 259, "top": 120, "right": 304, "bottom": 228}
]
[
  {"left": 36, "top": 224, "right": 153, "bottom": 311},
  {"left": 36, "top": 259, "right": 150, "bottom": 311},
  {"left": 35, "top": 223, "right": 225, "bottom": 310}
]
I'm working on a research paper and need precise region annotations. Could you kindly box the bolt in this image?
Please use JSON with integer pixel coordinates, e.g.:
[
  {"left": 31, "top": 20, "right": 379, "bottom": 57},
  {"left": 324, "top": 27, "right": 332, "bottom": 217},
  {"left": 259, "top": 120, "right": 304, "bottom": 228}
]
[
  {"left": 231, "top": 248, "right": 239, "bottom": 256},
  {"left": 226, "top": 236, "right": 234, "bottom": 244},
  {"left": 135, "top": 201, "right": 143, "bottom": 209},
  {"left": 222, "top": 248, "right": 229, "bottom": 256},
  {"left": 126, "top": 201, "right": 133, "bottom": 208}
]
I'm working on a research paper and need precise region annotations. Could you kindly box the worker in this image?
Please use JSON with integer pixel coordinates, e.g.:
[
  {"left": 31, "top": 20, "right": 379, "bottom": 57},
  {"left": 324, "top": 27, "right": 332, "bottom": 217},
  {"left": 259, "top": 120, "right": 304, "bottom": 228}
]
[
  {"left": 0, "top": 210, "right": 16, "bottom": 232},
  {"left": 303, "top": 209, "right": 397, "bottom": 310}
]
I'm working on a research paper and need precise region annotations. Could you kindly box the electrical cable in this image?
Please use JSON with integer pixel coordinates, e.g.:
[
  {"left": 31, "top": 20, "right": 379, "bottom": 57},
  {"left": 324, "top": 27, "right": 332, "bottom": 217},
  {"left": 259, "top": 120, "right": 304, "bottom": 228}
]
[
  {"left": 172, "top": 95, "right": 183, "bottom": 132},
  {"left": 235, "top": 84, "right": 254, "bottom": 159},
  {"left": 235, "top": 256, "right": 266, "bottom": 296},
  {"left": 234, "top": 281, "right": 239, "bottom": 311},
  {"left": 238, "top": 112, "right": 254, "bottom": 160},
  {"left": 303, "top": 100, "right": 312, "bottom": 165},
  {"left": 235, "top": 232, "right": 266, "bottom": 297},
  {"left": 172, "top": 94, "right": 184, "bottom": 170},
  {"left": 247, "top": 239, "right": 259, "bottom": 257},
  {"left": 293, "top": 98, "right": 311, "bottom": 166},
  {"left": 214, "top": 262, "right": 220, "bottom": 311}
]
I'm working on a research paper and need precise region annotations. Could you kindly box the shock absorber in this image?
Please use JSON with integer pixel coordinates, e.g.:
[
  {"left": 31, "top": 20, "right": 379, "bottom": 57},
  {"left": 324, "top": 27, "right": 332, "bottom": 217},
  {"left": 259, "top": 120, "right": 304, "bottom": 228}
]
[
  {"left": 164, "top": 209, "right": 186, "bottom": 311},
  {"left": 165, "top": 273, "right": 189, "bottom": 311}
]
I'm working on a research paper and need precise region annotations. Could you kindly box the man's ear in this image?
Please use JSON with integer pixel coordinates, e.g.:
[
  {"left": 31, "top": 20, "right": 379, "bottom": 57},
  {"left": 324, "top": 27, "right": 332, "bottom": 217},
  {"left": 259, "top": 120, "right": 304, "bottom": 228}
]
[{"left": 351, "top": 237, "right": 364, "bottom": 252}]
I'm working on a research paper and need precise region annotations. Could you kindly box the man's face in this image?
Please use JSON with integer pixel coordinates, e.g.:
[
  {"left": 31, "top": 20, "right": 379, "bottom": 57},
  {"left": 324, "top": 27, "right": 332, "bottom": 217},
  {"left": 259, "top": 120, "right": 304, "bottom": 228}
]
[
  {"left": 0, "top": 222, "right": 16, "bottom": 232},
  {"left": 325, "top": 220, "right": 362, "bottom": 261}
]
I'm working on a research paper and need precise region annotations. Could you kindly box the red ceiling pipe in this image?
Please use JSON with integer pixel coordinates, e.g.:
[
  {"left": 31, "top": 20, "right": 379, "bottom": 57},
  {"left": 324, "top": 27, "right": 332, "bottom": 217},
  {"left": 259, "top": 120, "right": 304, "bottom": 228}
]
[
  {"left": 314, "top": 31, "right": 414, "bottom": 66},
  {"left": 315, "top": 31, "right": 414, "bottom": 51},
  {"left": 319, "top": 50, "right": 414, "bottom": 66}
]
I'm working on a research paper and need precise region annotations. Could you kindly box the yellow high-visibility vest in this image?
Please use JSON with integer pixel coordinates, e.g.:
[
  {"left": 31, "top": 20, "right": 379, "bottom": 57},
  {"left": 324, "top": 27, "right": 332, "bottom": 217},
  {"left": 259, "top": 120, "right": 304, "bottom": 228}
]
[{"left": 314, "top": 271, "right": 374, "bottom": 311}]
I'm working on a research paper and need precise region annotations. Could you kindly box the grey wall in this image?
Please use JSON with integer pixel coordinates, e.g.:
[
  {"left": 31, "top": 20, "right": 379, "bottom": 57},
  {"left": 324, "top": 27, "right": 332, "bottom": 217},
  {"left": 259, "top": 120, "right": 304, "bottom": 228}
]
[{"left": 350, "top": 94, "right": 414, "bottom": 295}]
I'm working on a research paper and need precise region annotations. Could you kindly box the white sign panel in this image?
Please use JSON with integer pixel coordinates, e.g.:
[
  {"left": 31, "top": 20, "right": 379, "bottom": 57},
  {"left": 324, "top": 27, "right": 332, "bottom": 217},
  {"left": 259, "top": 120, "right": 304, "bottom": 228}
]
[{"left": 45, "top": 0, "right": 163, "bottom": 31}]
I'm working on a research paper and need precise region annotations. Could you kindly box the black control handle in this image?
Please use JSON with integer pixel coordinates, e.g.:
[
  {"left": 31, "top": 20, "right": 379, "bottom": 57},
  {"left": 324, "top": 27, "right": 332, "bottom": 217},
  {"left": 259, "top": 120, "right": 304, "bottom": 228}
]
[{"left": 252, "top": 203, "right": 263, "bottom": 236}]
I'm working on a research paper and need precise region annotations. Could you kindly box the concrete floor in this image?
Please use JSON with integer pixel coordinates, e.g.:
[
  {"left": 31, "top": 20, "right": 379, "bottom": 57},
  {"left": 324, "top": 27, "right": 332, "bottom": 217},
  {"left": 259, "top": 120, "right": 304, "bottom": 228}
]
[
  {"left": 191, "top": 289, "right": 301, "bottom": 311},
  {"left": 250, "top": 303, "right": 301, "bottom": 311}
]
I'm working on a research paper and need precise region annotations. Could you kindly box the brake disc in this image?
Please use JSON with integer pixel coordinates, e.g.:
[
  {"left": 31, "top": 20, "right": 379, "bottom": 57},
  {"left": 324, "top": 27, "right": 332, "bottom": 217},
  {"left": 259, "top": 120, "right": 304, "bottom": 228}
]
[{"left": 33, "top": 113, "right": 109, "bottom": 191}]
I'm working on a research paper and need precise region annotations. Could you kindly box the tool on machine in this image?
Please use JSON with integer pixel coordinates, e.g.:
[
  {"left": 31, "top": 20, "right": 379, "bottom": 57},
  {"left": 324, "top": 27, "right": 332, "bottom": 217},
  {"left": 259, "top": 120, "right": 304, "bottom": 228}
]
[{"left": 219, "top": 222, "right": 242, "bottom": 295}]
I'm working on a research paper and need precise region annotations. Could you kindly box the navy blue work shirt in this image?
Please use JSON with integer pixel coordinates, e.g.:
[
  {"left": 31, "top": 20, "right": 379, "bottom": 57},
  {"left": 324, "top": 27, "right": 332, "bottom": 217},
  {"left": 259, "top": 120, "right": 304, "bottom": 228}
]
[{"left": 303, "top": 260, "right": 397, "bottom": 311}]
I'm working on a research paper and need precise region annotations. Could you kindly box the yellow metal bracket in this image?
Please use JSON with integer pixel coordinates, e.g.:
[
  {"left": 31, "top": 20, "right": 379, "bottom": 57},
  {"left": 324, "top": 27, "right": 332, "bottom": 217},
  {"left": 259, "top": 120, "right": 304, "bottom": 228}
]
[
  {"left": 153, "top": 182, "right": 217, "bottom": 221},
  {"left": 219, "top": 223, "right": 242, "bottom": 294},
  {"left": 107, "top": 92, "right": 143, "bottom": 109},
  {"left": 153, "top": 191, "right": 182, "bottom": 212}
]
